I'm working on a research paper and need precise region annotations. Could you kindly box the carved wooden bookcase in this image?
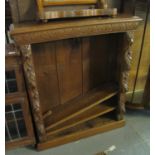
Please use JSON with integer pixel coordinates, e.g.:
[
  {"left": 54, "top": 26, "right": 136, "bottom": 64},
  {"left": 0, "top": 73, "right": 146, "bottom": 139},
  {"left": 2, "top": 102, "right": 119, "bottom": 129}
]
[
  {"left": 11, "top": 15, "right": 142, "bottom": 150},
  {"left": 5, "top": 44, "right": 35, "bottom": 149}
]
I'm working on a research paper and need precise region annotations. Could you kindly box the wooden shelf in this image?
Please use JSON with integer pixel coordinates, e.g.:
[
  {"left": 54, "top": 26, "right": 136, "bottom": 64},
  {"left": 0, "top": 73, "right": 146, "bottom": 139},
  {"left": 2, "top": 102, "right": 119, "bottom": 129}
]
[
  {"left": 38, "top": 115, "right": 125, "bottom": 150},
  {"left": 46, "top": 103, "right": 115, "bottom": 136},
  {"left": 45, "top": 84, "right": 118, "bottom": 130}
]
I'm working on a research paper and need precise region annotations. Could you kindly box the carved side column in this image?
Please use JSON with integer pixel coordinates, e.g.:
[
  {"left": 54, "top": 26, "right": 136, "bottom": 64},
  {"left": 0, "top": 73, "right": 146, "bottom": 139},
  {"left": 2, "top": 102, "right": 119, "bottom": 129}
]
[
  {"left": 20, "top": 45, "right": 46, "bottom": 142},
  {"left": 117, "top": 32, "right": 134, "bottom": 120}
]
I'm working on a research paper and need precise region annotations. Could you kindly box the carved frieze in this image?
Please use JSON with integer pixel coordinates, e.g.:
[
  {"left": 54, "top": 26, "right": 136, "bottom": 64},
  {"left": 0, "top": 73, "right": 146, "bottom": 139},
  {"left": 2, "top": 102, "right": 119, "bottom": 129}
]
[{"left": 11, "top": 17, "right": 141, "bottom": 45}]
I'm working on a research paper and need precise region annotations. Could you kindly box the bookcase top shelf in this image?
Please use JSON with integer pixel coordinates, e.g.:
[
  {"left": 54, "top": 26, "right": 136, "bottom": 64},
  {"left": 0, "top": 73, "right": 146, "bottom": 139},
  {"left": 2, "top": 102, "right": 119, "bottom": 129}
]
[{"left": 11, "top": 15, "right": 142, "bottom": 45}]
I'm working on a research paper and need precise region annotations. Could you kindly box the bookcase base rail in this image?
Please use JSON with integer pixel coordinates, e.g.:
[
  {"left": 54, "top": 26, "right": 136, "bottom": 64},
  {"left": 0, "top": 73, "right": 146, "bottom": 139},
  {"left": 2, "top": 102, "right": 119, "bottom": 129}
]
[{"left": 37, "top": 119, "right": 125, "bottom": 151}]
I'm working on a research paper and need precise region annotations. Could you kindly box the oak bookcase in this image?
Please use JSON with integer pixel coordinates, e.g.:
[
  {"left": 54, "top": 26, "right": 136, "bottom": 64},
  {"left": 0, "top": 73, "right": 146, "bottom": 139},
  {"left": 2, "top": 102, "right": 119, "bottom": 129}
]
[{"left": 10, "top": 15, "right": 142, "bottom": 150}]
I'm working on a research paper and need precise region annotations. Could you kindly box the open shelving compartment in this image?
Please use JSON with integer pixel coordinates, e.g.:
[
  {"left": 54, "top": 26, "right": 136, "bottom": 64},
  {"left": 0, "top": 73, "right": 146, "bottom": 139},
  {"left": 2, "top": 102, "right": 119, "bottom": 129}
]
[
  {"left": 44, "top": 83, "right": 118, "bottom": 131},
  {"left": 39, "top": 85, "right": 123, "bottom": 150},
  {"left": 45, "top": 94, "right": 119, "bottom": 136},
  {"left": 45, "top": 110, "right": 123, "bottom": 147},
  {"left": 34, "top": 33, "right": 125, "bottom": 150}
]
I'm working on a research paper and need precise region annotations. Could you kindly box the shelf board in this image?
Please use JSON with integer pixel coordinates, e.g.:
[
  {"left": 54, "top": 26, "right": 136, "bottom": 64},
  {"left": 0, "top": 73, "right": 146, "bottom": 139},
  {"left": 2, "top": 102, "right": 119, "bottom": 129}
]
[
  {"left": 46, "top": 103, "right": 115, "bottom": 136},
  {"left": 45, "top": 84, "right": 118, "bottom": 130},
  {"left": 38, "top": 116, "right": 125, "bottom": 150}
]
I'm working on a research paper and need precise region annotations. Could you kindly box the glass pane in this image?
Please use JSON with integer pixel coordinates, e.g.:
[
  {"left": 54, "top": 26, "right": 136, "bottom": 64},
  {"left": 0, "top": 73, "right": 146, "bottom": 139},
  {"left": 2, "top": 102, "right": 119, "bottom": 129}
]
[
  {"left": 5, "top": 127, "right": 10, "bottom": 142},
  {"left": 7, "top": 81, "right": 17, "bottom": 93},
  {"left": 13, "top": 103, "right": 21, "bottom": 111},
  {"left": 5, "top": 105, "right": 12, "bottom": 112},
  {"left": 17, "top": 119, "right": 27, "bottom": 137},
  {"left": 6, "top": 112, "right": 14, "bottom": 121},
  {"left": 6, "top": 70, "right": 16, "bottom": 80},
  {"left": 5, "top": 70, "right": 18, "bottom": 94},
  {"left": 7, "top": 121, "right": 19, "bottom": 139},
  {"left": 5, "top": 103, "right": 28, "bottom": 141},
  {"left": 15, "top": 111, "right": 23, "bottom": 119}
]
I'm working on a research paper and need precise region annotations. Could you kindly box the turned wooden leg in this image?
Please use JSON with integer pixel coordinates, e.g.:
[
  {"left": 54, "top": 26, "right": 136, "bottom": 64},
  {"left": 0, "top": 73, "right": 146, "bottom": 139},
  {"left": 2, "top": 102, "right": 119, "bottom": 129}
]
[{"left": 20, "top": 45, "right": 47, "bottom": 142}]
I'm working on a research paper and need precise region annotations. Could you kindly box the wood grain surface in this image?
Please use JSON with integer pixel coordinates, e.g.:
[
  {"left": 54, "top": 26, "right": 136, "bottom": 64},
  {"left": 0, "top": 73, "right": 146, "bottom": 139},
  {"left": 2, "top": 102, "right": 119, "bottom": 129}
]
[
  {"left": 11, "top": 16, "right": 142, "bottom": 45},
  {"left": 45, "top": 84, "right": 117, "bottom": 130},
  {"left": 37, "top": 118, "right": 125, "bottom": 150},
  {"left": 46, "top": 103, "right": 115, "bottom": 136},
  {"left": 43, "top": 0, "right": 97, "bottom": 6}
]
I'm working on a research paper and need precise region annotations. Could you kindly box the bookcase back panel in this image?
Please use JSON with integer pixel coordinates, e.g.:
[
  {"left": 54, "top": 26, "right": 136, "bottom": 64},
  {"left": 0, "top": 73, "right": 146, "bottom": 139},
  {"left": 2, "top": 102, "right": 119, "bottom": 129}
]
[
  {"left": 32, "top": 34, "right": 119, "bottom": 114},
  {"left": 82, "top": 34, "right": 118, "bottom": 93},
  {"left": 32, "top": 42, "right": 61, "bottom": 113},
  {"left": 55, "top": 39, "right": 83, "bottom": 104}
]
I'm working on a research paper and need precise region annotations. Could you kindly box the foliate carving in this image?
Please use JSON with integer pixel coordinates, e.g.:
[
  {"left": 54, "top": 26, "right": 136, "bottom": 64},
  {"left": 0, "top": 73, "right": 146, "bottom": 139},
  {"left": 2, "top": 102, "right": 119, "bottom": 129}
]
[
  {"left": 20, "top": 45, "right": 46, "bottom": 142},
  {"left": 13, "top": 21, "right": 140, "bottom": 45},
  {"left": 121, "top": 32, "right": 133, "bottom": 92},
  {"left": 118, "top": 32, "right": 133, "bottom": 115}
]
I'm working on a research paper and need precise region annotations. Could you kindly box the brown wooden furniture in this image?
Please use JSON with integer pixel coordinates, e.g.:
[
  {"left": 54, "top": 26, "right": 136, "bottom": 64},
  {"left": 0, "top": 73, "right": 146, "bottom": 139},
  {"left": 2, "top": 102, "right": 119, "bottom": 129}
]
[
  {"left": 11, "top": 15, "right": 142, "bottom": 150},
  {"left": 5, "top": 44, "right": 35, "bottom": 149},
  {"left": 125, "top": 0, "right": 150, "bottom": 109},
  {"left": 8, "top": 0, "right": 127, "bottom": 23},
  {"left": 36, "top": 0, "right": 117, "bottom": 21}
]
